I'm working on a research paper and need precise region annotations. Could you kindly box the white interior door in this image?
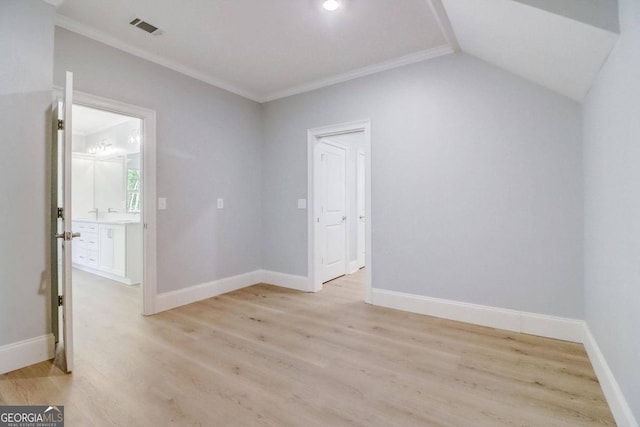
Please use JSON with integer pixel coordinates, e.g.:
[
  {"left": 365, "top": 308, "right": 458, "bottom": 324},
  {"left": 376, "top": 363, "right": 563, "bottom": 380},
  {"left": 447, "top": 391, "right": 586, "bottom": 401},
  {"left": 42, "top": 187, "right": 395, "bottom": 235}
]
[
  {"left": 316, "top": 141, "right": 347, "bottom": 282},
  {"left": 52, "top": 71, "right": 75, "bottom": 373},
  {"left": 357, "top": 149, "right": 366, "bottom": 269}
]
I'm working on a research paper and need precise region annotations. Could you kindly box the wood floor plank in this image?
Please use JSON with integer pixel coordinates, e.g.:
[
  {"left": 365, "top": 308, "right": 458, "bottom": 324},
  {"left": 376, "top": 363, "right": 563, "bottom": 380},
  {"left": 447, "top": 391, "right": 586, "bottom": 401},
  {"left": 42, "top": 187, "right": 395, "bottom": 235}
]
[{"left": 0, "top": 269, "right": 615, "bottom": 426}]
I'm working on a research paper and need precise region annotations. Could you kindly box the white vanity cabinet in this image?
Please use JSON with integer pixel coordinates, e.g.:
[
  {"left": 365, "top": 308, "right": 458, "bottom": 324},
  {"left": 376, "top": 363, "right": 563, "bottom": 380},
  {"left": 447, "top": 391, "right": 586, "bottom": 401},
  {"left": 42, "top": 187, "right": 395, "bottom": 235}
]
[
  {"left": 72, "top": 220, "right": 142, "bottom": 285},
  {"left": 72, "top": 221, "right": 99, "bottom": 268},
  {"left": 99, "top": 224, "right": 126, "bottom": 277}
]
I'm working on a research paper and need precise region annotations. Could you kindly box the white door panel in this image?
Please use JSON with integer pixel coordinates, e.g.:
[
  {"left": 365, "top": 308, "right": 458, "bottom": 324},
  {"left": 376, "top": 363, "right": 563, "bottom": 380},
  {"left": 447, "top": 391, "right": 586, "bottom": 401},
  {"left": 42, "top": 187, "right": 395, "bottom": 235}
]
[
  {"left": 52, "top": 71, "right": 75, "bottom": 373},
  {"left": 326, "top": 152, "right": 345, "bottom": 212},
  {"left": 326, "top": 225, "right": 345, "bottom": 265},
  {"left": 316, "top": 141, "right": 347, "bottom": 282}
]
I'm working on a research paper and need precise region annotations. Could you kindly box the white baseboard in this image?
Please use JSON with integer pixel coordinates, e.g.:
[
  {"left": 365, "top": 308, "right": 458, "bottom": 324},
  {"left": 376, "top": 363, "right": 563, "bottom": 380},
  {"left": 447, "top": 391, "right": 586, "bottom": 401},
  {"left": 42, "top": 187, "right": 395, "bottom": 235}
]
[
  {"left": 155, "top": 270, "right": 263, "bottom": 312},
  {"left": 0, "top": 334, "right": 55, "bottom": 375},
  {"left": 371, "top": 288, "right": 584, "bottom": 343},
  {"left": 583, "top": 325, "right": 639, "bottom": 427},
  {"left": 519, "top": 312, "right": 585, "bottom": 343},
  {"left": 154, "top": 270, "right": 311, "bottom": 313},
  {"left": 259, "top": 270, "right": 310, "bottom": 292}
]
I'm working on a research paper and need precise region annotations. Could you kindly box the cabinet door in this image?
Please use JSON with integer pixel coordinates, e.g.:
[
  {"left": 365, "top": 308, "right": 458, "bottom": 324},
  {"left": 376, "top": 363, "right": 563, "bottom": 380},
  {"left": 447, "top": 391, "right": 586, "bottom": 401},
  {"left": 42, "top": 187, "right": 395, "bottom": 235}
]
[
  {"left": 112, "top": 226, "right": 125, "bottom": 275},
  {"left": 99, "top": 225, "right": 125, "bottom": 276},
  {"left": 99, "top": 226, "right": 114, "bottom": 271}
]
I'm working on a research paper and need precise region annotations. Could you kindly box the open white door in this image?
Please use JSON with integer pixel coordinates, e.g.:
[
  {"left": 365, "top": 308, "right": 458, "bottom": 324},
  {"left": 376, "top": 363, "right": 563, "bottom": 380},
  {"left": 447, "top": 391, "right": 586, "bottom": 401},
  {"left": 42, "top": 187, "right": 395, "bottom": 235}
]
[
  {"left": 316, "top": 141, "right": 347, "bottom": 283},
  {"left": 52, "top": 71, "right": 75, "bottom": 373}
]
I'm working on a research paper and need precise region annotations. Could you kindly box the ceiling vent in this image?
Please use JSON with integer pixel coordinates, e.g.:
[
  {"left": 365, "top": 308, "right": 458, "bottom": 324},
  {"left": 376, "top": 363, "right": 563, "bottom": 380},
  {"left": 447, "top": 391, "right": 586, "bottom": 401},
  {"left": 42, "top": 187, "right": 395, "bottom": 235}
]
[{"left": 129, "top": 18, "right": 162, "bottom": 35}]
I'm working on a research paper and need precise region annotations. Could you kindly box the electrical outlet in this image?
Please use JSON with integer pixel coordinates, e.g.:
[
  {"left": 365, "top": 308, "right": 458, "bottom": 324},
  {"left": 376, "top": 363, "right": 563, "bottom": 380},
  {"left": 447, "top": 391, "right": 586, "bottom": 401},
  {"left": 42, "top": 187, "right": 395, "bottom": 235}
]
[{"left": 217, "top": 198, "right": 224, "bottom": 209}]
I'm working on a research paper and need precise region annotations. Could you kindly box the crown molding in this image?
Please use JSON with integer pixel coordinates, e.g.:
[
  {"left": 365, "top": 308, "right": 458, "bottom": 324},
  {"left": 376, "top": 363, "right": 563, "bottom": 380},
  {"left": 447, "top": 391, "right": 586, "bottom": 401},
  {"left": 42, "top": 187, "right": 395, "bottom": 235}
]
[
  {"left": 54, "top": 14, "right": 262, "bottom": 102},
  {"left": 426, "top": 0, "right": 460, "bottom": 51},
  {"left": 259, "top": 45, "right": 455, "bottom": 103}
]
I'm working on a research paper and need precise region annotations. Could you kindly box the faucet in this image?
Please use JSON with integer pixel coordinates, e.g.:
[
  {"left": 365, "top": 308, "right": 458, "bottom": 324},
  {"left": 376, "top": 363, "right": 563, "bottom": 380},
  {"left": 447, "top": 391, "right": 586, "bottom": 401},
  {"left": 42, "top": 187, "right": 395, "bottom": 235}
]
[{"left": 88, "top": 208, "right": 99, "bottom": 220}]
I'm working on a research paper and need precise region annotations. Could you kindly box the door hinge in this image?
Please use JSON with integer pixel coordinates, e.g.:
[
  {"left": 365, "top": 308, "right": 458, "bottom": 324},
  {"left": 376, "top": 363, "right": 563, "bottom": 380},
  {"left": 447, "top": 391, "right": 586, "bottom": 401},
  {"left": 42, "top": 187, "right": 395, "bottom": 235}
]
[
  {"left": 58, "top": 295, "right": 64, "bottom": 307},
  {"left": 57, "top": 119, "right": 64, "bottom": 130},
  {"left": 57, "top": 207, "right": 64, "bottom": 219}
]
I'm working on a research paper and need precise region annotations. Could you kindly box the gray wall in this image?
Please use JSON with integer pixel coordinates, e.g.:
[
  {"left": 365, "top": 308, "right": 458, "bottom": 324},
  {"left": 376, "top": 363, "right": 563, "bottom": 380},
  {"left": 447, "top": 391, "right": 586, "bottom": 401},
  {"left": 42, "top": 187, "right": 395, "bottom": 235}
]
[
  {"left": 54, "top": 28, "right": 263, "bottom": 293},
  {"left": 583, "top": 0, "right": 640, "bottom": 420},
  {"left": 0, "top": 1, "right": 55, "bottom": 346},
  {"left": 263, "top": 53, "right": 584, "bottom": 318}
]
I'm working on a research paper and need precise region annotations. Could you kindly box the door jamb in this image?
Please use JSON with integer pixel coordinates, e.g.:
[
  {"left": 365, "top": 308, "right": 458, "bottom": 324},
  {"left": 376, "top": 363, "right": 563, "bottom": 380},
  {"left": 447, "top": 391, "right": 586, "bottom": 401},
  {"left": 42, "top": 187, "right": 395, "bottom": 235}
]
[
  {"left": 55, "top": 88, "right": 158, "bottom": 315},
  {"left": 307, "top": 119, "right": 372, "bottom": 303}
]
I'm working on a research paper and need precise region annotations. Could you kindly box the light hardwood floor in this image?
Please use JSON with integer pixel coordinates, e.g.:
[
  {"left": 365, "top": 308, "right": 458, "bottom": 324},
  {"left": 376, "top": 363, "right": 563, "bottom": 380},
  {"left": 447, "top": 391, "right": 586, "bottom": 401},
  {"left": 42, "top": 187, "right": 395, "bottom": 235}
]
[{"left": 1, "top": 269, "right": 614, "bottom": 426}]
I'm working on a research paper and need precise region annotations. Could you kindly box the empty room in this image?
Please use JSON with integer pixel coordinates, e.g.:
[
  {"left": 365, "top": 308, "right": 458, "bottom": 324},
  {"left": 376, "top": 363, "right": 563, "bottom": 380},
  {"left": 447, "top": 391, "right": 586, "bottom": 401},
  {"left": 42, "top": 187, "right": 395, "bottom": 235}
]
[{"left": 0, "top": 0, "right": 638, "bottom": 426}]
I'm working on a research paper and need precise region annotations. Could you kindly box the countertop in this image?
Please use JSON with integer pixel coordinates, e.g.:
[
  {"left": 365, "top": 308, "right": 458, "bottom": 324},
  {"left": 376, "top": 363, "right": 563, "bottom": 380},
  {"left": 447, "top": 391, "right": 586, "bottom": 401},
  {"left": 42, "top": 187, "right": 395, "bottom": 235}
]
[{"left": 73, "top": 218, "right": 140, "bottom": 225}]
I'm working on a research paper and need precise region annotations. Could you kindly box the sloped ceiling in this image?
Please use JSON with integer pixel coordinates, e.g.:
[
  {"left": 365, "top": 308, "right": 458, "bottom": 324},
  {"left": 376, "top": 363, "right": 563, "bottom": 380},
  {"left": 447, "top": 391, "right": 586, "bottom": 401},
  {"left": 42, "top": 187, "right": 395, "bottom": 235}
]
[{"left": 441, "top": 0, "right": 619, "bottom": 101}]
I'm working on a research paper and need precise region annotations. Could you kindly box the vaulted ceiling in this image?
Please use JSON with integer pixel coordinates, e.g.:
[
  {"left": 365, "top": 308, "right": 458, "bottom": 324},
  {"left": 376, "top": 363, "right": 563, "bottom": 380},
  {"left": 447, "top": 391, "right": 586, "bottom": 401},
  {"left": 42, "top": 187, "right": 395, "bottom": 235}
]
[
  {"left": 50, "top": 0, "right": 619, "bottom": 103},
  {"left": 442, "top": 0, "right": 619, "bottom": 101}
]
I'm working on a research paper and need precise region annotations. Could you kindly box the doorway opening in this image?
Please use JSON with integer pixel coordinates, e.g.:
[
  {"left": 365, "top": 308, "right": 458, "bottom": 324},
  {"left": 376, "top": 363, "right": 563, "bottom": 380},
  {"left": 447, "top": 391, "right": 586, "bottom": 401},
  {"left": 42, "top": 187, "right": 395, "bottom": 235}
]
[
  {"left": 307, "top": 120, "right": 372, "bottom": 302},
  {"left": 71, "top": 105, "right": 143, "bottom": 289},
  {"left": 69, "top": 91, "right": 157, "bottom": 317},
  {"left": 54, "top": 93, "right": 157, "bottom": 329}
]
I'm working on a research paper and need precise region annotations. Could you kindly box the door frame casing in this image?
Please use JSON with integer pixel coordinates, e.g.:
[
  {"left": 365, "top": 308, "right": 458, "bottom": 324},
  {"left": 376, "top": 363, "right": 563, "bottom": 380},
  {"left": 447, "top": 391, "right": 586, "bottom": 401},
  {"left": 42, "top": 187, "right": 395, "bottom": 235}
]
[
  {"left": 307, "top": 119, "right": 372, "bottom": 303},
  {"left": 356, "top": 148, "right": 366, "bottom": 270},
  {"left": 55, "top": 88, "right": 158, "bottom": 315}
]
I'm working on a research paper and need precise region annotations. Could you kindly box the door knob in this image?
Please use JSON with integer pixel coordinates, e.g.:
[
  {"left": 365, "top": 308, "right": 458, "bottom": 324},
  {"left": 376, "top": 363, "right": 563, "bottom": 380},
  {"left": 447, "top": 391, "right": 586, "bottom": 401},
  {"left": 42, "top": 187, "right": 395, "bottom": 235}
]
[
  {"left": 55, "top": 231, "right": 81, "bottom": 241},
  {"left": 342, "top": 216, "right": 347, "bottom": 222},
  {"left": 359, "top": 216, "right": 365, "bottom": 220}
]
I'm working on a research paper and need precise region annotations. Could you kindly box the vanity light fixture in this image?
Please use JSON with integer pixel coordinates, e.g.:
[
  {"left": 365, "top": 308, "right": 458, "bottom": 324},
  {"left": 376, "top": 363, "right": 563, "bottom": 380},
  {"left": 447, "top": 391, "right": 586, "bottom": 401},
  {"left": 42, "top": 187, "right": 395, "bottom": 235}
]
[
  {"left": 322, "top": 0, "right": 340, "bottom": 11},
  {"left": 88, "top": 139, "right": 113, "bottom": 155}
]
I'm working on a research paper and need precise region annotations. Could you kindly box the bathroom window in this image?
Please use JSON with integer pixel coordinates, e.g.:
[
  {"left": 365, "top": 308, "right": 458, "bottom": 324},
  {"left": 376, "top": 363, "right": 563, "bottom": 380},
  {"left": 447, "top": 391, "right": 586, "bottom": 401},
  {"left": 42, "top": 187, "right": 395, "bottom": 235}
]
[{"left": 127, "top": 168, "right": 141, "bottom": 213}]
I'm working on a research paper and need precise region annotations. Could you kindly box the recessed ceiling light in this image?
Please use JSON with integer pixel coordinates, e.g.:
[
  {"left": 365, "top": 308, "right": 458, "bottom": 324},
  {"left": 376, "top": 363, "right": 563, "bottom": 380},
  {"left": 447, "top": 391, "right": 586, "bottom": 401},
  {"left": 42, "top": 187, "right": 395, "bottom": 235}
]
[{"left": 322, "top": 0, "right": 340, "bottom": 11}]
